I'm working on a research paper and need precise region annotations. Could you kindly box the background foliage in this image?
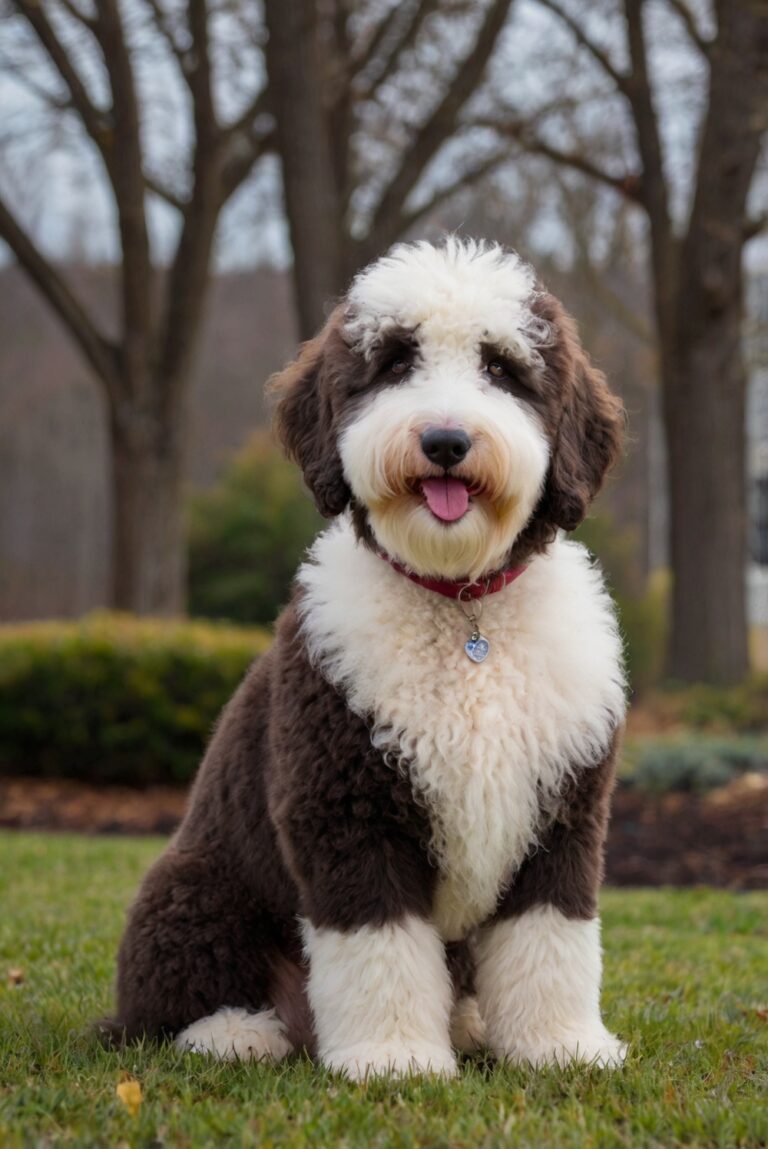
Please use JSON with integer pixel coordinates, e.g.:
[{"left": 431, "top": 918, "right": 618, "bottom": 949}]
[
  {"left": 0, "top": 614, "right": 269, "bottom": 786},
  {"left": 188, "top": 432, "right": 321, "bottom": 626}
]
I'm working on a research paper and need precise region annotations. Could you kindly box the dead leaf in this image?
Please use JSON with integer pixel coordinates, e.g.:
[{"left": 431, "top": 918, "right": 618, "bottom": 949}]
[
  {"left": 116, "top": 1078, "right": 142, "bottom": 1117},
  {"left": 7, "top": 968, "right": 24, "bottom": 986}
]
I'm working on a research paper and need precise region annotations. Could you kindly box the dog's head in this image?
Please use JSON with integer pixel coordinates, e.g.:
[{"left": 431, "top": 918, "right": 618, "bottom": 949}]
[{"left": 271, "top": 238, "right": 624, "bottom": 580}]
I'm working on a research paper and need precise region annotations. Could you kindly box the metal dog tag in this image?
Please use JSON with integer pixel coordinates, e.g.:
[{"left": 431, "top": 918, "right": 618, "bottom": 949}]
[{"left": 464, "top": 631, "right": 490, "bottom": 663}]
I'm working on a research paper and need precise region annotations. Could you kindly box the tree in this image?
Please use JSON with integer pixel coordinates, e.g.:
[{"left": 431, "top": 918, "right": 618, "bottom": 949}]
[
  {"left": 477, "top": 0, "right": 768, "bottom": 684},
  {"left": 1, "top": 0, "right": 519, "bottom": 609},
  {"left": 0, "top": 0, "right": 271, "bottom": 613},
  {"left": 262, "top": 0, "right": 517, "bottom": 337}
]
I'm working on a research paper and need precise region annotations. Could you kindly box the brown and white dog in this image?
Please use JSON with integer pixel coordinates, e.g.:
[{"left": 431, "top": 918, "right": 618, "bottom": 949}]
[{"left": 109, "top": 238, "right": 627, "bottom": 1078}]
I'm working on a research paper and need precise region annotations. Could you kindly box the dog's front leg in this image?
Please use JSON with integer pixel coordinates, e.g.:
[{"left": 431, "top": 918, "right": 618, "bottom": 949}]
[
  {"left": 303, "top": 915, "right": 456, "bottom": 1080},
  {"left": 476, "top": 907, "right": 624, "bottom": 1069},
  {"left": 476, "top": 737, "right": 626, "bottom": 1069}
]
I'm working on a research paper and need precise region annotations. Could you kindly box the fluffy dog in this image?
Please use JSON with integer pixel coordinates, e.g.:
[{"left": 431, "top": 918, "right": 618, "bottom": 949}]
[{"left": 108, "top": 238, "right": 627, "bottom": 1078}]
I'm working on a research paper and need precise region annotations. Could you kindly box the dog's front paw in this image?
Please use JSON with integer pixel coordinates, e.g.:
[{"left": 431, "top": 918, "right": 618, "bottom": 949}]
[
  {"left": 495, "top": 1025, "right": 627, "bottom": 1070},
  {"left": 324, "top": 1042, "right": 458, "bottom": 1081}
]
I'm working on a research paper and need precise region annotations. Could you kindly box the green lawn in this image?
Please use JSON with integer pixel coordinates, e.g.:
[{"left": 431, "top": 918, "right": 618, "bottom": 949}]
[{"left": 0, "top": 833, "right": 766, "bottom": 1149}]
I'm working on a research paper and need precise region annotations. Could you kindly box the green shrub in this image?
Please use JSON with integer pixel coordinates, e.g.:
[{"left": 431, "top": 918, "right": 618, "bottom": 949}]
[
  {"left": 626, "top": 736, "right": 768, "bottom": 794},
  {"left": 574, "top": 516, "right": 668, "bottom": 694},
  {"left": 668, "top": 675, "right": 768, "bottom": 733},
  {"left": 188, "top": 431, "right": 321, "bottom": 626},
  {"left": 0, "top": 614, "right": 270, "bottom": 786}
]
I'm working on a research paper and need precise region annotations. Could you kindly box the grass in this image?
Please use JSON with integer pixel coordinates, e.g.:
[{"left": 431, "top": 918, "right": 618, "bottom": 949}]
[{"left": 0, "top": 833, "right": 766, "bottom": 1149}]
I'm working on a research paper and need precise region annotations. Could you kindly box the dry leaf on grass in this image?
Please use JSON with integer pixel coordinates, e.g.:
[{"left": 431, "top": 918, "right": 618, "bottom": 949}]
[{"left": 116, "top": 1078, "right": 142, "bottom": 1116}]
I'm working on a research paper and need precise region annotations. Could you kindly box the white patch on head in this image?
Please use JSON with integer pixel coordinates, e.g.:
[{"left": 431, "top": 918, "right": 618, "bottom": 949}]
[
  {"left": 475, "top": 908, "right": 626, "bottom": 1069},
  {"left": 303, "top": 914, "right": 456, "bottom": 1079},
  {"left": 298, "top": 520, "right": 626, "bottom": 941},
  {"left": 175, "top": 1007, "right": 293, "bottom": 1062},
  {"left": 345, "top": 237, "right": 551, "bottom": 367},
  {"left": 338, "top": 239, "right": 554, "bottom": 580}
]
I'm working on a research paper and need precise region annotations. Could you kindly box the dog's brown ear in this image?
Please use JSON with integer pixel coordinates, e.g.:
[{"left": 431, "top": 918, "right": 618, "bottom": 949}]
[
  {"left": 269, "top": 308, "right": 351, "bottom": 517},
  {"left": 537, "top": 300, "right": 625, "bottom": 532}
]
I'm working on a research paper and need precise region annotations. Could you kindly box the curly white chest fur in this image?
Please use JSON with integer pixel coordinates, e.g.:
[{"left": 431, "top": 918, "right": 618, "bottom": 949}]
[{"left": 298, "top": 519, "right": 626, "bottom": 940}]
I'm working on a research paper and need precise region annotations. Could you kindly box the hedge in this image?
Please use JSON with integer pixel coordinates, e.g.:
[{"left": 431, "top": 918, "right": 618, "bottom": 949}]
[{"left": 0, "top": 613, "right": 270, "bottom": 786}]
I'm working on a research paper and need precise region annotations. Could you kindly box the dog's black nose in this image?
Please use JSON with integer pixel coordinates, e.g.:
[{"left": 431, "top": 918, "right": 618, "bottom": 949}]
[{"left": 420, "top": 427, "right": 472, "bottom": 469}]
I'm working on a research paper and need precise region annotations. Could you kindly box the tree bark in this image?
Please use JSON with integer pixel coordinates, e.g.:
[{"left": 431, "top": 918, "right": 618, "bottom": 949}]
[
  {"left": 110, "top": 405, "right": 187, "bottom": 615},
  {"left": 3, "top": 0, "right": 273, "bottom": 618},
  {"left": 263, "top": 0, "right": 347, "bottom": 338},
  {"left": 655, "top": 0, "right": 766, "bottom": 683},
  {"left": 660, "top": 317, "right": 749, "bottom": 684}
]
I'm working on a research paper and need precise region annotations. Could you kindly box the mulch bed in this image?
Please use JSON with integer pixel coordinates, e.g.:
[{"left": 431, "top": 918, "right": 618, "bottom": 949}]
[
  {"left": 605, "top": 775, "right": 768, "bottom": 890},
  {"left": 2, "top": 775, "right": 767, "bottom": 890}
]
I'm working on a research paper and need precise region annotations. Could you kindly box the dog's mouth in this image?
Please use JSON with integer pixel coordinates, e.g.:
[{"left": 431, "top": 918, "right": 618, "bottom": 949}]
[{"left": 417, "top": 476, "right": 483, "bottom": 523}]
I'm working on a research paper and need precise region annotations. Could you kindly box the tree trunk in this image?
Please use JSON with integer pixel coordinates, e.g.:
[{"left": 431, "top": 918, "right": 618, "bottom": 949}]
[
  {"left": 263, "top": 0, "right": 347, "bottom": 339},
  {"left": 110, "top": 406, "right": 187, "bottom": 615},
  {"left": 652, "top": 0, "right": 766, "bottom": 684},
  {"left": 660, "top": 308, "right": 749, "bottom": 684}
]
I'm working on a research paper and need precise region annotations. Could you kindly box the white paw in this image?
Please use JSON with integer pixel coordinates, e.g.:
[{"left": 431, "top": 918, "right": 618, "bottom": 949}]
[
  {"left": 176, "top": 1006, "right": 293, "bottom": 1063},
  {"left": 324, "top": 1043, "right": 458, "bottom": 1081},
  {"left": 498, "top": 1026, "right": 627, "bottom": 1070},
  {"left": 450, "top": 996, "right": 487, "bottom": 1054}
]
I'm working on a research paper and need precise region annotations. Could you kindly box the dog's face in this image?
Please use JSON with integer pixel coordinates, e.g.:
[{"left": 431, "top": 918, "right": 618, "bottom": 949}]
[{"left": 272, "top": 239, "right": 623, "bottom": 580}]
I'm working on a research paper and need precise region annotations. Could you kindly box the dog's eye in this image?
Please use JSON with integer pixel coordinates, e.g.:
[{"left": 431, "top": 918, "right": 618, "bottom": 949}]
[
  {"left": 486, "top": 359, "right": 510, "bottom": 381},
  {"left": 388, "top": 357, "right": 411, "bottom": 377}
]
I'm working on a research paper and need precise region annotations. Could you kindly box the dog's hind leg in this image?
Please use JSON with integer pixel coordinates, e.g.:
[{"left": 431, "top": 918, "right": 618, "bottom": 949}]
[
  {"left": 112, "top": 846, "right": 302, "bottom": 1053},
  {"left": 176, "top": 1006, "right": 293, "bottom": 1062},
  {"left": 445, "top": 938, "right": 486, "bottom": 1054}
]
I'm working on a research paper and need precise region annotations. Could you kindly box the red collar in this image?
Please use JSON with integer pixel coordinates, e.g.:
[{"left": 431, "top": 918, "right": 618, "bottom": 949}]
[{"left": 382, "top": 555, "right": 526, "bottom": 600}]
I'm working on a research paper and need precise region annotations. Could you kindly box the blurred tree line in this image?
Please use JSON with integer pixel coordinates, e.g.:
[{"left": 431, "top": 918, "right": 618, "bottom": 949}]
[{"left": 1, "top": 0, "right": 767, "bottom": 686}]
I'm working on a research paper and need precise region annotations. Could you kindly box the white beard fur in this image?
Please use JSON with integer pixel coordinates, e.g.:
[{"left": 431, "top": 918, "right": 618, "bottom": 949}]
[{"left": 298, "top": 516, "right": 626, "bottom": 941}]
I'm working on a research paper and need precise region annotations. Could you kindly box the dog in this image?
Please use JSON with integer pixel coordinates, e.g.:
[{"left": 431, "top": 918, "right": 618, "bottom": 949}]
[{"left": 108, "top": 238, "right": 627, "bottom": 1078}]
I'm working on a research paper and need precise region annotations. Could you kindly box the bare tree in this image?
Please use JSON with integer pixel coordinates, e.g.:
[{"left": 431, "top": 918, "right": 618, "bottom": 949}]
[
  {"left": 476, "top": 0, "right": 768, "bottom": 684},
  {"left": 262, "top": 0, "right": 516, "bottom": 337},
  {"left": 1, "top": 0, "right": 520, "bottom": 610},
  {"left": 0, "top": 0, "right": 271, "bottom": 614}
]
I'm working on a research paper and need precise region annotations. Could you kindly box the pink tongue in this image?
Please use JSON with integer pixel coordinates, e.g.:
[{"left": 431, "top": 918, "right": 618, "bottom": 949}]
[{"left": 421, "top": 477, "right": 470, "bottom": 522}]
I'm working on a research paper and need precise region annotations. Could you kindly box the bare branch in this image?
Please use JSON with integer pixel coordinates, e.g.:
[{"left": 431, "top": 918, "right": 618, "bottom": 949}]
[
  {"left": 664, "top": 0, "right": 713, "bottom": 57},
  {"left": 220, "top": 122, "right": 275, "bottom": 200},
  {"left": 398, "top": 148, "right": 510, "bottom": 231},
  {"left": 57, "top": 0, "right": 97, "bottom": 30},
  {"left": 535, "top": 0, "right": 631, "bottom": 94},
  {"left": 12, "top": 0, "right": 110, "bottom": 150},
  {"left": 369, "top": 0, "right": 516, "bottom": 252},
  {"left": 622, "top": 0, "right": 672, "bottom": 237},
  {"left": 156, "top": 2, "right": 223, "bottom": 391},
  {"left": 0, "top": 50, "right": 72, "bottom": 110},
  {"left": 350, "top": 1, "right": 398, "bottom": 78},
  {"left": 186, "top": 0, "right": 218, "bottom": 137},
  {"left": 220, "top": 54, "right": 275, "bottom": 198},
  {"left": 744, "top": 211, "right": 768, "bottom": 241},
  {"left": 354, "top": 0, "right": 441, "bottom": 98},
  {"left": 90, "top": 0, "right": 153, "bottom": 357},
  {"left": 554, "top": 170, "right": 654, "bottom": 344},
  {"left": 475, "top": 116, "right": 643, "bottom": 201},
  {"left": 145, "top": 173, "right": 186, "bottom": 211},
  {"left": 138, "top": 0, "right": 191, "bottom": 79},
  {"left": 0, "top": 194, "right": 120, "bottom": 395},
  {"left": 223, "top": 86, "right": 269, "bottom": 140}
]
